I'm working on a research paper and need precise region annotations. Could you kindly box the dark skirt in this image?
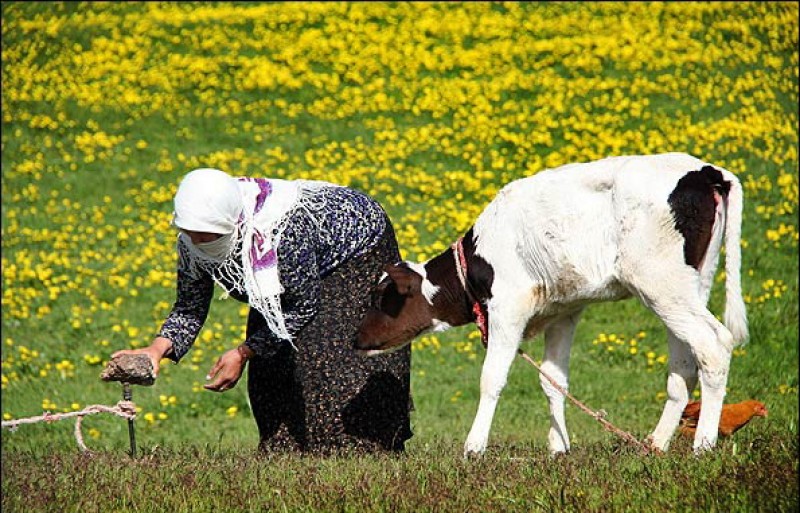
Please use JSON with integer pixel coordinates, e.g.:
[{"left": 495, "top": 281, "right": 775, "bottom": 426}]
[{"left": 246, "top": 227, "right": 412, "bottom": 454}]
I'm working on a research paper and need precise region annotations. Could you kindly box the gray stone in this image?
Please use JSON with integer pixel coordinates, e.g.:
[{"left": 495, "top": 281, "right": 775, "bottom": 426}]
[{"left": 101, "top": 354, "right": 155, "bottom": 386}]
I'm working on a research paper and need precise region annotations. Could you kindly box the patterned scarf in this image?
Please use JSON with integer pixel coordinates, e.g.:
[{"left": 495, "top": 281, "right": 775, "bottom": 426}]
[{"left": 174, "top": 169, "right": 331, "bottom": 343}]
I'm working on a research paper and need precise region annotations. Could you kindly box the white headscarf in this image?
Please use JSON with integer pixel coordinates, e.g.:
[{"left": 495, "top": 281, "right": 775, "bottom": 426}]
[
  {"left": 173, "top": 168, "right": 242, "bottom": 235},
  {"left": 173, "top": 168, "right": 331, "bottom": 343}
]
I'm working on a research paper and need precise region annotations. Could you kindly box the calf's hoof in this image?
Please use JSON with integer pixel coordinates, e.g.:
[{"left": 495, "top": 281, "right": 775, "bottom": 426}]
[
  {"left": 692, "top": 441, "right": 716, "bottom": 456},
  {"left": 463, "top": 440, "right": 487, "bottom": 458}
]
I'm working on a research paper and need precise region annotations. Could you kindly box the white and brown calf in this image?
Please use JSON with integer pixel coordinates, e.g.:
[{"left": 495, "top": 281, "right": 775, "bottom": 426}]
[{"left": 357, "top": 152, "right": 747, "bottom": 456}]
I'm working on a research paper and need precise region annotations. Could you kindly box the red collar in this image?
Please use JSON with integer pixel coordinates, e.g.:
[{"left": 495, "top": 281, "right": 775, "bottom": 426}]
[{"left": 452, "top": 237, "right": 489, "bottom": 347}]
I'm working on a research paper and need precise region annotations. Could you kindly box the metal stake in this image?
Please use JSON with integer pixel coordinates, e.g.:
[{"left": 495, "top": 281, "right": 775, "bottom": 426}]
[{"left": 123, "top": 382, "right": 136, "bottom": 457}]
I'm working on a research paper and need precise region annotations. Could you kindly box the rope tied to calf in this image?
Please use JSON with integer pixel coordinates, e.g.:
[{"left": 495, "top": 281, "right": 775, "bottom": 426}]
[
  {"left": 516, "top": 350, "right": 656, "bottom": 454},
  {"left": 452, "top": 236, "right": 656, "bottom": 455},
  {"left": 1, "top": 401, "right": 137, "bottom": 453}
]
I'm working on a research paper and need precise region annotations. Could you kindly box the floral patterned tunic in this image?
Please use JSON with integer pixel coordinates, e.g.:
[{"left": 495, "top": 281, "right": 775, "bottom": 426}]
[{"left": 159, "top": 185, "right": 389, "bottom": 361}]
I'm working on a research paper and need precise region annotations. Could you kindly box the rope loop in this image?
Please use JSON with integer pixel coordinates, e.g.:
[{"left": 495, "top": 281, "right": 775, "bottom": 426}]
[{"left": 2, "top": 400, "right": 137, "bottom": 453}]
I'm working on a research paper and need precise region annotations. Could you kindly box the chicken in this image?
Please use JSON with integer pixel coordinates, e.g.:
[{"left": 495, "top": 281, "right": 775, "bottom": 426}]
[{"left": 679, "top": 399, "right": 768, "bottom": 438}]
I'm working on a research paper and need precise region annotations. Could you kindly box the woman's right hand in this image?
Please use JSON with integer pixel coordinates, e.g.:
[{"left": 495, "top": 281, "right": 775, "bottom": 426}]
[{"left": 112, "top": 336, "right": 173, "bottom": 377}]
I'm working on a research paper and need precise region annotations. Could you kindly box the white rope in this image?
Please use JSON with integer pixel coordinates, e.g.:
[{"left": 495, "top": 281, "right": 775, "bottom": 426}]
[
  {"left": 516, "top": 350, "right": 656, "bottom": 454},
  {"left": 2, "top": 401, "right": 137, "bottom": 453}
]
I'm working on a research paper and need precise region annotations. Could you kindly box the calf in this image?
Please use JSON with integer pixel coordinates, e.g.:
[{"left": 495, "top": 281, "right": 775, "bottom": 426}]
[{"left": 357, "top": 152, "right": 747, "bottom": 456}]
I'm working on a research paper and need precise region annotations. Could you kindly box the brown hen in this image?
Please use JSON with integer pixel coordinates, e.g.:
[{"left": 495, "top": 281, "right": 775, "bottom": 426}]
[{"left": 679, "top": 399, "right": 768, "bottom": 437}]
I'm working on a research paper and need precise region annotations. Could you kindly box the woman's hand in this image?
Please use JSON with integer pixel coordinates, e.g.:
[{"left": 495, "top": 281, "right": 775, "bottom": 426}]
[
  {"left": 204, "top": 344, "right": 254, "bottom": 392},
  {"left": 112, "top": 337, "right": 173, "bottom": 377}
]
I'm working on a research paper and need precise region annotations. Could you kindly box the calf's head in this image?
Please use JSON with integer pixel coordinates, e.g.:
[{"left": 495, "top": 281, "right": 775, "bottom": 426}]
[{"left": 356, "top": 262, "right": 436, "bottom": 354}]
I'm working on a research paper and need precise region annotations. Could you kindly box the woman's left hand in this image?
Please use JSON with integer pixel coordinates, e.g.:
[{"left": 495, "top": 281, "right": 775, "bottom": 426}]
[{"left": 204, "top": 346, "right": 251, "bottom": 392}]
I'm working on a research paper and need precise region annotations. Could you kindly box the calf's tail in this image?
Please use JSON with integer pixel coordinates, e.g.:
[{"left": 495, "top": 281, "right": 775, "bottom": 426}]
[{"left": 720, "top": 169, "right": 748, "bottom": 346}]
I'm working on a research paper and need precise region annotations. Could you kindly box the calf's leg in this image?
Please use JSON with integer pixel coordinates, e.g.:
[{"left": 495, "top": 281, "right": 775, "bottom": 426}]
[
  {"left": 688, "top": 319, "right": 733, "bottom": 452},
  {"left": 464, "top": 307, "right": 527, "bottom": 456},
  {"left": 640, "top": 295, "right": 733, "bottom": 453},
  {"left": 540, "top": 311, "right": 582, "bottom": 455},
  {"left": 619, "top": 206, "right": 732, "bottom": 453},
  {"left": 648, "top": 330, "right": 698, "bottom": 450}
]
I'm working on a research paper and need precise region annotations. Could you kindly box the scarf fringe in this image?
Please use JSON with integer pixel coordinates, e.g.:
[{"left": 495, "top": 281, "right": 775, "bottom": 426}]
[{"left": 177, "top": 180, "right": 335, "bottom": 347}]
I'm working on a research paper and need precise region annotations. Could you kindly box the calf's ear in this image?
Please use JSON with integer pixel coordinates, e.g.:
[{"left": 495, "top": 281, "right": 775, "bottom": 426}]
[{"left": 383, "top": 263, "right": 420, "bottom": 296}]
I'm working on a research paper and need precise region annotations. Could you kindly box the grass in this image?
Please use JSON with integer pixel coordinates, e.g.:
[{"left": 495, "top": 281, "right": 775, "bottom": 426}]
[
  {"left": 2, "top": 2, "right": 798, "bottom": 512},
  {"left": 2, "top": 433, "right": 797, "bottom": 513}
]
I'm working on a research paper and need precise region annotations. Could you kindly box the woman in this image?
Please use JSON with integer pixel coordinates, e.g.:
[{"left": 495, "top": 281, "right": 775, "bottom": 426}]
[{"left": 113, "top": 168, "right": 412, "bottom": 453}]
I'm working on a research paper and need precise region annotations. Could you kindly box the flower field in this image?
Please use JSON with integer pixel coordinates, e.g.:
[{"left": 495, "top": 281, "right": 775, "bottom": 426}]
[{"left": 1, "top": 0, "right": 797, "bottom": 471}]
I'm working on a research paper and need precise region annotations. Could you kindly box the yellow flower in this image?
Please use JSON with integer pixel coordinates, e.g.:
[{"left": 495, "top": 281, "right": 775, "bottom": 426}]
[{"left": 83, "top": 354, "right": 102, "bottom": 365}]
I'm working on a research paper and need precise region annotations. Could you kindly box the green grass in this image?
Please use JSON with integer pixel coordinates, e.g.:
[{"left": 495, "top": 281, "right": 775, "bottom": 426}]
[
  {"left": 2, "top": 2, "right": 798, "bottom": 512},
  {"left": 2, "top": 434, "right": 797, "bottom": 513}
]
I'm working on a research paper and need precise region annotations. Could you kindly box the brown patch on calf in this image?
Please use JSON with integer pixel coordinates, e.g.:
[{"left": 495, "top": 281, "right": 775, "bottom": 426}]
[
  {"left": 549, "top": 263, "right": 589, "bottom": 300},
  {"left": 357, "top": 229, "right": 495, "bottom": 352},
  {"left": 523, "top": 313, "right": 559, "bottom": 339},
  {"left": 357, "top": 263, "right": 431, "bottom": 351},
  {"left": 668, "top": 166, "right": 730, "bottom": 269},
  {"left": 441, "top": 228, "right": 494, "bottom": 346}
]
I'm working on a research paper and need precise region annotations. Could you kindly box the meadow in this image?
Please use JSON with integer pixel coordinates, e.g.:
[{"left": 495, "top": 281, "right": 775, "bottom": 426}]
[{"left": 1, "top": 2, "right": 798, "bottom": 512}]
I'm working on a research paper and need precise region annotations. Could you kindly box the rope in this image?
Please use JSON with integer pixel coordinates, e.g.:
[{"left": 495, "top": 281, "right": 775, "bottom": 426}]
[
  {"left": 1, "top": 401, "right": 137, "bottom": 453},
  {"left": 451, "top": 238, "right": 488, "bottom": 346},
  {"left": 516, "top": 349, "right": 656, "bottom": 454}
]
